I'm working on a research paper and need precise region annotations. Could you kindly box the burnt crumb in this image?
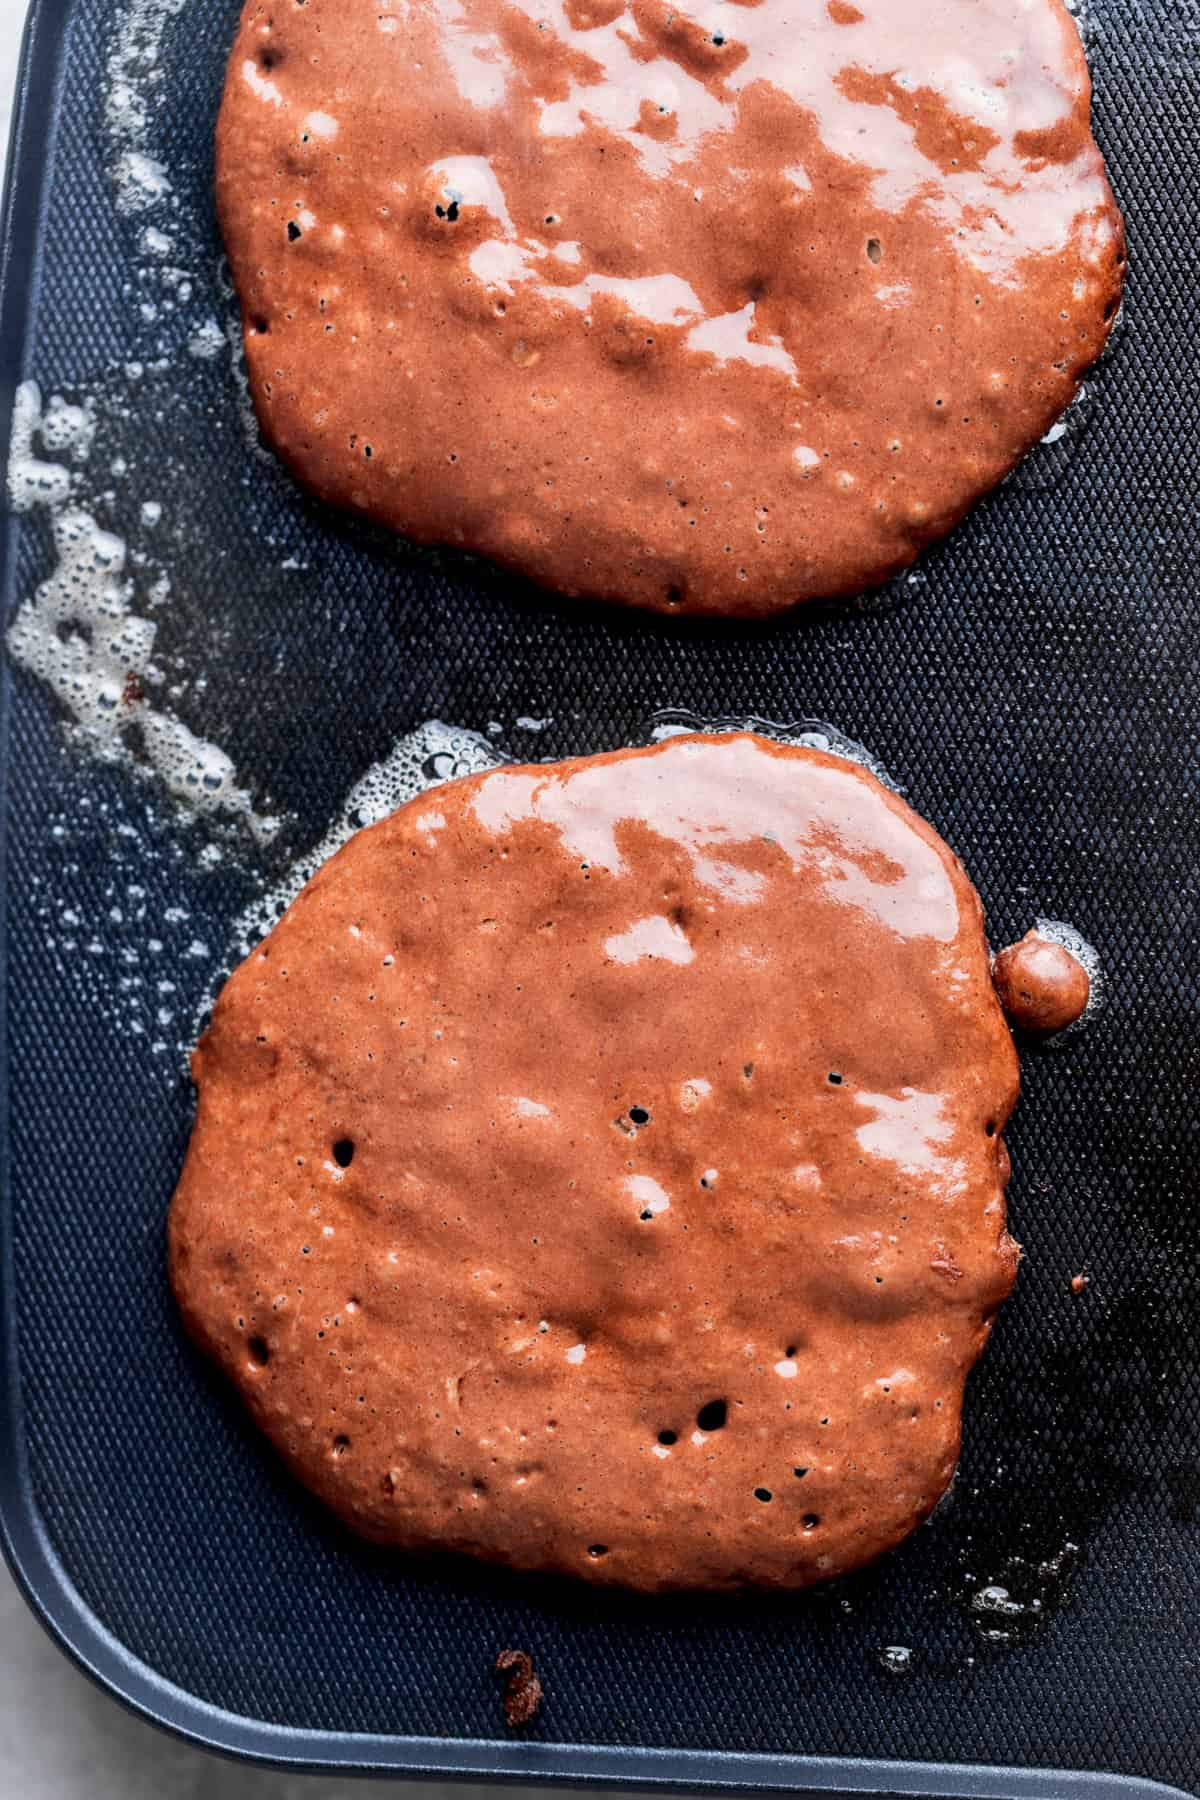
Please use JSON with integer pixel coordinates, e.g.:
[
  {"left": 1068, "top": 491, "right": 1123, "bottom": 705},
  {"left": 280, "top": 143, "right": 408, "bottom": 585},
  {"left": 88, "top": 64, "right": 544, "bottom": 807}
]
[
  {"left": 496, "top": 1648, "right": 543, "bottom": 1727},
  {"left": 121, "top": 670, "right": 145, "bottom": 707}
]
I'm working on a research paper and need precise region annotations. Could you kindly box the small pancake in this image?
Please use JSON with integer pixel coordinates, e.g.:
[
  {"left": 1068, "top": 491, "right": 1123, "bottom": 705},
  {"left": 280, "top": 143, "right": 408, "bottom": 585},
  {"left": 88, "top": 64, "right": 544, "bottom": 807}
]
[
  {"left": 170, "top": 734, "right": 1020, "bottom": 1590},
  {"left": 216, "top": 0, "right": 1124, "bottom": 616}
]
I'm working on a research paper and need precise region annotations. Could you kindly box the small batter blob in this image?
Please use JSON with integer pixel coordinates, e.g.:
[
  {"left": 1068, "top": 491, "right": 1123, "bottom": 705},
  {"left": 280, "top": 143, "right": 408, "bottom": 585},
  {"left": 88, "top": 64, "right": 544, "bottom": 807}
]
[{"left": 992, "top": 929, "right": 1092, "bottom": 1036}]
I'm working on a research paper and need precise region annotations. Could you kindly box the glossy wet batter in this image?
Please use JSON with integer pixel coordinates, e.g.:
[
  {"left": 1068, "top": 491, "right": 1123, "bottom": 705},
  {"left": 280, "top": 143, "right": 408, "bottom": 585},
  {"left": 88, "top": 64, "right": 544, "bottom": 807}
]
[
  {"left": 217, "top": 0, "right": 1124, "bottom": 616},
  {"left": 993, "top": 929, "right": 1091, "bottom": 1035},
  {"left": 170, "top": 734, "right": 1021, "bottom": 1589}
]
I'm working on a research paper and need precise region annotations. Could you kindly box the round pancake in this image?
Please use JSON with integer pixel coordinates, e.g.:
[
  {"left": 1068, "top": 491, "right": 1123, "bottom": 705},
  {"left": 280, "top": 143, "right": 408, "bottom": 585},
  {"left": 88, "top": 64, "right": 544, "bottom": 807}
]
[
  {"left": 216, "top": 0, "right": 1124, "bottom": 617},
  {"left": 170, "top": 733, "right": 1020, "bottom": 1590}
]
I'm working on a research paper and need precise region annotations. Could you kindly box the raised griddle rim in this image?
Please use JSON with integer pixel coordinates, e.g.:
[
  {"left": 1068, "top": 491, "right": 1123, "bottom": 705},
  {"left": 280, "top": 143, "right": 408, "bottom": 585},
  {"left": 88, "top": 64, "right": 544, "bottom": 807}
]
[
  {"left": 0, "top": 0, "right": 1180, "bottom": 1789},
  {"left": 1, "top": 1513, "right": 1196, "bottom": 1800}
]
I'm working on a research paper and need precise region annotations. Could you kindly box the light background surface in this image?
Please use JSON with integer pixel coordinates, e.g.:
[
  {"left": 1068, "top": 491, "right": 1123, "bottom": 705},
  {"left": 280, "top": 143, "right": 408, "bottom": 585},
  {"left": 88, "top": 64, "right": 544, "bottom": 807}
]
[
  {"left": 0, "top": 5, "right": 598, "bottom": 1795},
  {"left": 0, "top": 0, "right": 18, "bottom": 151},
  {"left": 0, "top": 0, "right": 22, "bottom": 157}
]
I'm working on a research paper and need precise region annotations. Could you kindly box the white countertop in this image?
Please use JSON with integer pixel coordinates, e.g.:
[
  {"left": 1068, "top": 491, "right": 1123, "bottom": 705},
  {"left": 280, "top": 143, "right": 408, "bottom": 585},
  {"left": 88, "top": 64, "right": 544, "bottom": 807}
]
[{"left": 0, "top": 0, "right": 23, "bottom": 163}]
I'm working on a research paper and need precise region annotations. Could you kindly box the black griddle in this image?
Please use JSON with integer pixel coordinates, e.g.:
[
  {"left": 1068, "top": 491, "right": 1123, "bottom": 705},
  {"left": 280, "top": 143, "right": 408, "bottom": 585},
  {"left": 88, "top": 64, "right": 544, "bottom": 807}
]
[{"left": 1, "top": 0, "right": 1199, "bottom": 1788}]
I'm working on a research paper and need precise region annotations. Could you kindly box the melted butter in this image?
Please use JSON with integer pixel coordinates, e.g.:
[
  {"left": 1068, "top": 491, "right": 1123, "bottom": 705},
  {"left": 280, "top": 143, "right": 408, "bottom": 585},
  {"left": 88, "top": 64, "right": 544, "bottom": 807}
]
[{"left": 219, "top": 0, "right": 1125, "bottom": 613}]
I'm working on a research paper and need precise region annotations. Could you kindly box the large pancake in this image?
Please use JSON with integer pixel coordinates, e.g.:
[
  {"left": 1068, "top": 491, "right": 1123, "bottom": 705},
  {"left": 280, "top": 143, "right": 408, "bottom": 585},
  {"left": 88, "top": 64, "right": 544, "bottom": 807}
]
[
  {"left": 216, "top": 0, "right": 1124, "bottom": 616},
  {"left": 170, "top": 734, "right": 1021, "bottom": 1590}
]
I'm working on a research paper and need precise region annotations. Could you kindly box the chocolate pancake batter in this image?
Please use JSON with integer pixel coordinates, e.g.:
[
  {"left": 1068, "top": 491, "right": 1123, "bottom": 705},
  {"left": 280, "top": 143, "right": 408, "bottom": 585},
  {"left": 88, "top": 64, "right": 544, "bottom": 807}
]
[
  {"left": 170, "top": 734, "right": 1021, "bottom": 1589},
  {"left": 216, "top": 0, "right": 1123, "bottom": 616},
  {"left": 993, "top": 929, "right": 1091, "bottom": 1035}
]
